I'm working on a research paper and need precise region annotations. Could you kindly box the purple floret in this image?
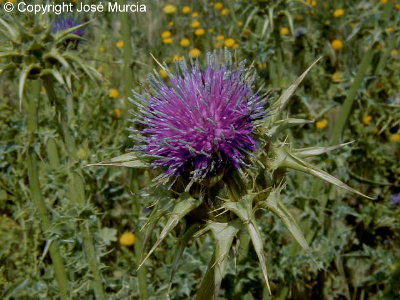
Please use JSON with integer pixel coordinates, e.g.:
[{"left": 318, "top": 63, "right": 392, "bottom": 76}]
[
  {"left": 391, "top": 194, "right": 400, "bottom": 206},
  {"left": 52, "top": 17, "right": 84, "bottom": 36},
  {"left": 130, "top": 52, "right": 266, "bottom": 179}
]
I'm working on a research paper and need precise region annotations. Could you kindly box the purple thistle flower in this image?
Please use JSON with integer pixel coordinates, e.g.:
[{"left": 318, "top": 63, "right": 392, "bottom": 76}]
[
  {"left": 391, "top": 193, "right": 400, "bottom": 206},
  {"left": 52, "top": 16, "right": 84, "bottom": 37},
  {"left": 130, "top": 52, "right": 266, "bottom": 181}
]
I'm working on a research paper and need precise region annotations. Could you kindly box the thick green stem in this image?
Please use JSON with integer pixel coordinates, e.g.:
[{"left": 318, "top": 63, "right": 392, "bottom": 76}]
[
  {"left": 331, "top": 47, "right": 374, "bottom": 144},
  {"left": 46, "top": 138, "right": 61, "bottom": 168},
  {"left": 43, "top": 76, "right": 106, "bottom": 299},
  {"left": 120, "top": 0, "right": 134, "bottom": 110},
  {"left": 27, "top": 80, "right": 40, "bottom": 133},
  {"left": 27, "top": 154, "right": 70, "bottom": 300},
  {"left": 82, "top": 223, "right": 106, "bottom": 300},
  {"left": 70, "top": 172, "right": 106, "bottom": 300}
]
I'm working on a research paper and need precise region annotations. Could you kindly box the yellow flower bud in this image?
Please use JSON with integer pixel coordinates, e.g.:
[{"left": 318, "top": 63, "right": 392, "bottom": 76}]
[{"left": 119, "top": 233, "right": 136, "bottom": 246}]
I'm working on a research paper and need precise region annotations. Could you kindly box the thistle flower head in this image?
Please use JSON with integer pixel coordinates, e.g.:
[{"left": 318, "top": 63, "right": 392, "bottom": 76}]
[
  {"left": 52, "top": 16, "right": 84, "bottom": 36},
  {"left": 130, "top": 51, "right": 266, "bottom": 181}
]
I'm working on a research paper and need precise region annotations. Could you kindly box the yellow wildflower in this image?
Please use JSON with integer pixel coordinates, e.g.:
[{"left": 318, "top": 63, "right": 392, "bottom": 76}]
[
  {"left": 386, "top": 26, "right": 395, "bottom": 33},
  {"left": 163, "top": 4, "right": 177, "bottom": 14},
  {"left": 195, "top": 28, "right": 205, "bottom": 36},
  {"left": 237, "top": 21, "right": 244, "bottom": 27},
  {"left": 307, "top": 0, "right": 317, "bottom": 6},
  {"left": 182, "top": 6, "right": 191, "bottom": 14},
  {"left": 216, "top": 35, "right": 224, "bottom": 41},
  {"left": 224, "top": 38, "right": 236, "bottom": 48},
  {"left": 190, "top": 20, "right": 201, "bottom": 28},
  {"left": 316, "top": 119, "right": 328, "bottom": 129},
  {"left": 280, "top": 27, "right": 290, "bottom": 35},
  {"left": 119, "top": 232, "right": 136, "bottom": 246},
  {"left": 396, "top": 4, "right": 400, "bottom": 10},
  {"left": 221, "top": 8, "right": 230, "bottom": 15},
  {"left": 389, "top": 134, "right": 400, "bottom": 142},
  {"left": 163, "top": 38, "right": 173, "bottom": 44},
  {"left": 161, "top": 30, "right": 171, "bottom": 39},
  {"left": 214, "top": 2, "right": 223, "bottom": 10},
  {"left": 169, "top": 21, "right": 174, "bottom": 26},
  {"left": 114, "top": 108, "right": 123, "bottom": 119},
  {"left": 109, "top": 88, "right": 119, "bottom": 98},
  {"left": 116, "top": 40, "right": 124, "bottom": 48},
  {"left": 257, "top": 63, "right": 267, "bottom": 69},
  {"left": 180, "top": 38, "right": 190, "bottom": 47},
  {"left": 172, "top": 55, "right": 183, "bottom": 61},
  {"left": 331, "top": 39, "right": 344, "bottom": 50},
  {"left": 189, "top": 48, "right": 201, "bottom": 58},
  {"left": 391, "top": 49, "right": 398, "bottom": 55},
  {"left": 380, "top": 0, "right": 388, "bottom": 4},
  {"left": 191, "top": 12, "right": 199, "bottom": 17},
  {"left": 159, "top": 68, "right": 168, "bottom": 78},
  {"left": 333, "top": 9, "right": 345, "bottom": 17},
  {"left": 362, "top": 115, "right": 372, "bottom": 125},
  {"left": 331, "top": 71, "right": 343, "bottom": 82}
]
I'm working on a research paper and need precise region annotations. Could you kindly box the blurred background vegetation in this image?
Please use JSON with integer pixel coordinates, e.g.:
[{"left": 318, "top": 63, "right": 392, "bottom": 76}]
[{"left": 0, "top": 0, "right": 399, "bottom": 299}]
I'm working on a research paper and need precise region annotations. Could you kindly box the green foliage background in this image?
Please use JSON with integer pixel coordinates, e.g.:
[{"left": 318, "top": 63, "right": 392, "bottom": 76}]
[{"left": 0, "top": 0, "right": 399, "bottom": 299}]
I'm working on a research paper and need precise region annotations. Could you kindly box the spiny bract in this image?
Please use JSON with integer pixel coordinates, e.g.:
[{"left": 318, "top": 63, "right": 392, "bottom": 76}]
[{"left": 130, "top": 52, "right": 266, "bottom": 180}]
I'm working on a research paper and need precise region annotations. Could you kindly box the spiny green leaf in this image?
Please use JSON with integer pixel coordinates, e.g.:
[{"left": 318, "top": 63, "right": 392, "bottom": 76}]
[
  {"left": 168, "top": 225, "right": 199, "bottom": 293},
  {"left": 293, "top": 141, "right": 354, "bottom": 158},
  {"left": 281, "top": 151, "right": 372, "bottom": 199},
  {"left": 261, "top": 190, "right": 314, "bottom": 260},
  {"left": 268, "top": 118, "right": 314, "bottom": 139},
  {"left": 54, "top": 21, "right": 90, "bottom": 43},
  {"left": 0, "top": 51, "right": 23, "bottom": 58},
  {"left": 63, "top": 52, "right": 102, "bottom": 82},
  {"left": 223, "top": 197, "right": 272, "bottom": 295},
  {"left": 0, "top": 17, "right": 20, "bottom": 43},
  {"left": 87, "top": 152, "right": 148, "bottom": 168},
  {"left": 19, "top": 64, "right": 40, "bottom": 109},
  {"left": 269, "top": 56, "right": 322, "bottom": 121},
  {"left": 138, "top": 194, "right": 201, "bottom": 269},
  {"left": 195, "top": 221, "right": 241, "bottom": 300},
  {"left": 41, "top": 69, "right": 66, "bottom": 89},
  {"left": 43, "top": 51, "right": 71, "bottom": 70}
]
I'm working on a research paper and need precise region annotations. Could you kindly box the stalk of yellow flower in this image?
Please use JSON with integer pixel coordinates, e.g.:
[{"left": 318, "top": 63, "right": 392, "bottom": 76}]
[{"left": 332, "top": 46, "right": 374, "bottom": 143}]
